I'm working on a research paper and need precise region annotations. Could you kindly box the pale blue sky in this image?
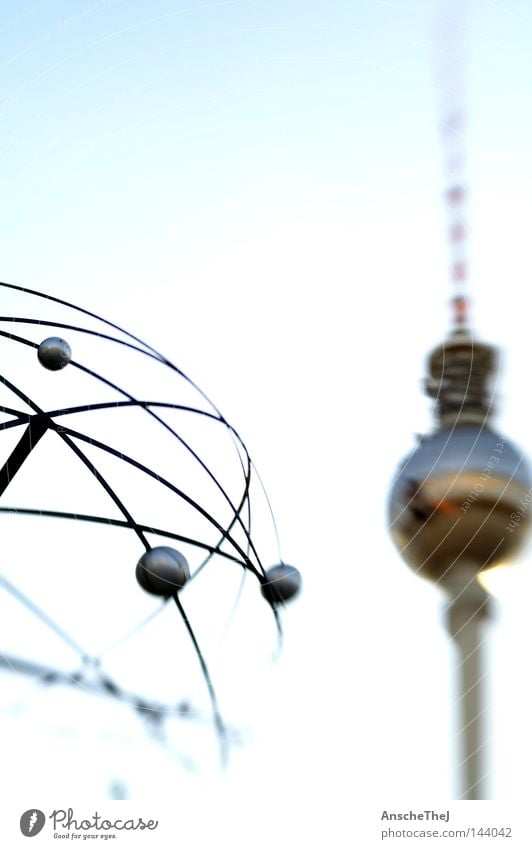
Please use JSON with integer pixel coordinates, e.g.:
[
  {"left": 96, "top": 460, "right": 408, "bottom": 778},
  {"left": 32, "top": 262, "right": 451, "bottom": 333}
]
[{"left": 1, "top": 0, "right": 532, "bottom": 843}]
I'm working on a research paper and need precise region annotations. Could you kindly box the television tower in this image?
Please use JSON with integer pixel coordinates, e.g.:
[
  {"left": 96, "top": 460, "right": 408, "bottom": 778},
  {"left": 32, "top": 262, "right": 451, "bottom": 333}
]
[{"left": 388, "top": 5, "right": 531, "bottom": 799}]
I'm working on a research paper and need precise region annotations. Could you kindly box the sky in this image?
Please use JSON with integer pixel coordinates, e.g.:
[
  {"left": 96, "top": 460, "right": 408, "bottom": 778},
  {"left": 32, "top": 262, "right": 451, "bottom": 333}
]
[{"left": 1, "top": 0, "right": 532, "bottom": 844}]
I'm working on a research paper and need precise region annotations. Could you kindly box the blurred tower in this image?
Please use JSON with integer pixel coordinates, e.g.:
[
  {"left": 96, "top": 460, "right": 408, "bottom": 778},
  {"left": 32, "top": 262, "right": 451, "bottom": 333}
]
[{"left": 388, "top": 4, "right": 531, "bottom": 798}]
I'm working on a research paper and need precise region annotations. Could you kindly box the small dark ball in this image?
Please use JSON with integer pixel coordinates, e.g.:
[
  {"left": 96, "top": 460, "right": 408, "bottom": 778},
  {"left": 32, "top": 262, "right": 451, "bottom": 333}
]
[
  {"left": 37, "top": 337, "right": 72, "bottom": 371},
  {"left": 261, "top": 564, "right": 301, "bottom": 605},
  {"left": 136, "top": 546, "right": 190, "bottom": 597}
]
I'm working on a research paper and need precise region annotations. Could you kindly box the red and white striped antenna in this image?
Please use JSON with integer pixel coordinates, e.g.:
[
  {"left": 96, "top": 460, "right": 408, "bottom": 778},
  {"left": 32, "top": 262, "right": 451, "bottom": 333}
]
[{"left": 433, "top": 1, "right": 472, "bottom": 331}]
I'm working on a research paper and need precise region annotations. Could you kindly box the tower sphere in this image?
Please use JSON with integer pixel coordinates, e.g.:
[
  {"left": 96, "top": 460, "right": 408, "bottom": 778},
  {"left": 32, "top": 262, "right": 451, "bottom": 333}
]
[
  {"left": 136, "top": 546, "right": 190, "bottom": 597},
  {"left": 388, "top": 426, "right": 531, "bottom": 593}
]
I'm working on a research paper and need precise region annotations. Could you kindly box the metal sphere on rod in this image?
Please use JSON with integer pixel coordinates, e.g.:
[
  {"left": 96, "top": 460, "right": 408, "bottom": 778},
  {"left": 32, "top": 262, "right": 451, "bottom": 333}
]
[
  {"left": 37, "top": 336, "right": 72, "bottom": 370},
  {"left": 261, "top": 563, "right": 302, "bottom": 605},
  {"left": 136, "top": 547, "right": 191, "bottom": 597}
]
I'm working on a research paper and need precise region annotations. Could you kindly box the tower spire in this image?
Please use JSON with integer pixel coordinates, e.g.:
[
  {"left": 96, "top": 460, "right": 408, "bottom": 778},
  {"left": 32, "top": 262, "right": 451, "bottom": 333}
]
[{"left": 433, "top": 1, "right": 472, "bottom": 330}]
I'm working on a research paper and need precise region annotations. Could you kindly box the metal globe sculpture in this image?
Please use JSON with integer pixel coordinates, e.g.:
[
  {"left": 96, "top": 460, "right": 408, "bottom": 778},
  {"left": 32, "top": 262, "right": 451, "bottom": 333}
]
[{"left": 0, "top": 280, "right": 301, "bottom": 762}]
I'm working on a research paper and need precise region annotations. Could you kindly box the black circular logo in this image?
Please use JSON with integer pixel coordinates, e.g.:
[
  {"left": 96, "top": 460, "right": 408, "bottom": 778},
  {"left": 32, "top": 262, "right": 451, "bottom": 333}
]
[{"left": 19, "top": 810, "right": 46, "bottom": 837}]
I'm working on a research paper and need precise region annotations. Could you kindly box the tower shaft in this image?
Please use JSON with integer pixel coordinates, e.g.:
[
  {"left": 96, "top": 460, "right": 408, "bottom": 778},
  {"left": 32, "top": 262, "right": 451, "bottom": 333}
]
[{"left": 448, "top": 594, "right": 490, "bottom": 800}]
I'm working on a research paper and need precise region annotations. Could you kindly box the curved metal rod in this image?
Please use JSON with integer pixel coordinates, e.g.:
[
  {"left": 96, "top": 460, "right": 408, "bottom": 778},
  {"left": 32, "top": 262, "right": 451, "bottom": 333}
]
[
  {"left": 0, "top": 281, "right": 235, "bottom": 427},
  {"left": 172, "top": 592, "right": 228, "bottom": 765},
  {"left": 56, "top": 423, "right": 264, "bottom": 580},
  {"left": 0, "top": 650, "right": 204, "bottom": 723},
  {"left": 0, "top": 574, "right": 86, "bottom": 657},
  {"left": 0, "top": 507, "right": 246, "bottom": 568},
  {"left": 0, "top": 328, "right": 263, "bottom": 575},
  {"left": 0, "top": 284, "right": 265, "bottom": 561},
  {"left": 0, "top": 372, "right": 150, "bottom": 549}
]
